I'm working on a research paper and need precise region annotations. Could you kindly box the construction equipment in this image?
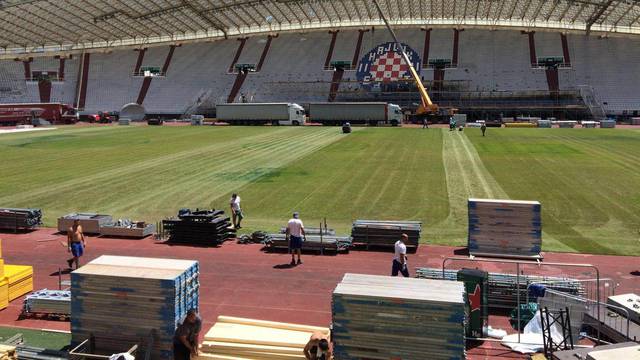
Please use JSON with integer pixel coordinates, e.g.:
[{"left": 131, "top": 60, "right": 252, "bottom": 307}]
[{"left": 371, "top": 0, "right": 457, "bottom": 122}]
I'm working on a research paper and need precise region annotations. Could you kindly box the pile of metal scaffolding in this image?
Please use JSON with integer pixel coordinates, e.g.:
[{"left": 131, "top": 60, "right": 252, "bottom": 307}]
[
  {"left": 351, "top": 220, "right": 421, "bottom": 250},
  {"left": 0, "top": 208, "right": 42, "bottom": 230}
]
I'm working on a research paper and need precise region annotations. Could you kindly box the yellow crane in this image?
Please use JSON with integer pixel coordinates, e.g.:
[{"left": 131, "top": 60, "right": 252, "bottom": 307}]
[{"left": 371, "top": 0, "right": 456, "bottom": 121}]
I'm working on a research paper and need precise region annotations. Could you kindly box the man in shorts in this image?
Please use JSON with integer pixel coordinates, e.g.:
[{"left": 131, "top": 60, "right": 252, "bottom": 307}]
[
  {"left": 67, "top": 219, "right": 86, "bottom": 270},
  {"left": 286, "top": 212, "right": 306, "bottom": 266},
  {"left": 229, "top": 193, "right": 243, "bottom": 229}
]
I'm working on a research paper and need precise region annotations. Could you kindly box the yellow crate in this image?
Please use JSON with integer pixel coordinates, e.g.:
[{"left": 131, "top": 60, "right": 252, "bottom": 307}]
[
  {"left": 0, "top": 259, "right": 4, "bottom": 279},
  {"left": 0, "top": 279, "right": 8, "bottom": 310},
  {"left": 3, "top": 265, "right": 32, "bottom": 283},
  {"left": 504, "top": 122, "right": 538, "bottom": 128}
]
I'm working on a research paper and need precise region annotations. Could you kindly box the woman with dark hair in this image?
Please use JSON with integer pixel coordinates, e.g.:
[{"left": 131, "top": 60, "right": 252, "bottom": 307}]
[{"left": 173, "top": 310, "right": 201, "bottom": 360}]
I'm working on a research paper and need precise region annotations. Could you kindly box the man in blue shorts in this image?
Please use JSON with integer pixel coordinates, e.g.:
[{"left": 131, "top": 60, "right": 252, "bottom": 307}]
[
  {"left": 67, "top": 219, "right": 86, "bottom": 269},
  {"left": 286, "top": 212, "right": 306, "bottom": 266}
]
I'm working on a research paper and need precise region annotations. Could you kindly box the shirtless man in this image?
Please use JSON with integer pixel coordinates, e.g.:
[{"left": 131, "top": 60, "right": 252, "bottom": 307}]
[
  {"left": 67, "top": 220, "right": 86, "bottom": 269},
  {"left": 303, "top": 332, "right": 332, "bottom": 360}
]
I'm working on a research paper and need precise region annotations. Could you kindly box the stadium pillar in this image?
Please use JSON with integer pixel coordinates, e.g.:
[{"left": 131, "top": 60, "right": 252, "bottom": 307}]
[
  {"left": 351, "top": 29, "right": 369, "bottom": 70},
  {"left": 324, "top": 30, "right": 339, "bottom": 69},
  {"left": 452, "top": 29, "right": 463, "bottom": 67},
  {"left": 133, "top": 48, "right": 147, "bottom": 75},
  {"left": 256, "top": 34, "right": 277, "bottom": 72},
  {"left": 561, "top": 34, "right": 571, "bottom": 66},
  {"left": 58, "top": 57, "right": 65, "bottom": 81},
  {"left": 38, "top": 79, "right": 51, "bottom": 103},
  {"left": 545, "top": 67, "right": 559, "bottom": 95},
  {"left": 21, "top": 58, "right": 32, "bottom": 80},
  {"left": 524, "top": 31, "right": 537, "bottom": 67},
  {"left": 76, "top": 53, "right": 90, "bottom": 110},
  {"left": 421, "top": 28, "right": 431, "bottom": 68},
  {"left": 161, "top": 45, "right": 177, "bottom": 75},
  {"left": 328, "top": 68, "right": 344, "bottom": 102},
  {"left": 229, "top": 38, "right": 248, "bottom": 73}
]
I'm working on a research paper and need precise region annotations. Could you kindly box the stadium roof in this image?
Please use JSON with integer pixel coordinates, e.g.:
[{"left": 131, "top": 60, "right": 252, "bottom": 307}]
[{"left": 2, "top": 0, "right": 640, "bottom": 57}]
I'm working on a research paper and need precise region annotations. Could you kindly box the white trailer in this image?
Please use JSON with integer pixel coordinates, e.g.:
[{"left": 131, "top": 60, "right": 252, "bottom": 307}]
[
  {"left": 216, "top": 103, "right": 305, "bottom": 126},
  {"left": 308, "top": 102, "right": 403, "bottom": 126}
]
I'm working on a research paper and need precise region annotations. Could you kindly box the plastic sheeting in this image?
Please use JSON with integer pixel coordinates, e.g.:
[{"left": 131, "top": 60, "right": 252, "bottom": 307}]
[{"left": 501, "top": 310, "right": 563, "bottom": 354}]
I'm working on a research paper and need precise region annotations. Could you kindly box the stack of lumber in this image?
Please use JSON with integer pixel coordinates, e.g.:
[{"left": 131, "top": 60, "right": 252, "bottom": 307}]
[
  {"left": 262, "top": 233, "right": 352, "bottom": 252},
  {"left": 4, "top": 265, "right": 33, "bottom": 301},
  {"left": 416, "top": 267, "right": 586, "bottom": 310},
  {"left": 600, "top": 120, "right": 616, "bottom": 128},
  {"left": 197, "top": 316, "right": 330, "bottom": 359},
  {"left": 332, "top": 273, "right": 466, "bottom": 360},
  {"left": 0, "top": 344, "right": 16, "bottom": 360},
  {"left": 351, "top": 220, "right": 421, "bottom": 249},
  {"left": 0, "top": 240, "right": 5, "bottom": 310},
  {"left": 100, "top": 219, "right": 156, "bottom": 238},
  {"left": 279, "top": 227, "right": 336, "bottom": 236},
  {"left": 468, "top": 198, "right": 542, "bottom": 259},
  {"left": 16, "top": 346, "right": 68, "bottom": 360},
  {"left": 163, "top": 209, "right": 235, "bottom": 245},
  {"left": 23, "top": 289, "right": 71, "bottom": 316},
  {"left": 71, "top": 255, "right": 199, "bottom": 359},
  {"left": 57, "top": 213, "right": 113, "bottom": 234},
  {"left": 0, "top": 208, "right": 42, "bottom": 230}
]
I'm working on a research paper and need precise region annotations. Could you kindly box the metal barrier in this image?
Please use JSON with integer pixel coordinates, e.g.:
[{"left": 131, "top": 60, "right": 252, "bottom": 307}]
[{"left": 441, "top": 256, "right": 602, "bottom": 343}]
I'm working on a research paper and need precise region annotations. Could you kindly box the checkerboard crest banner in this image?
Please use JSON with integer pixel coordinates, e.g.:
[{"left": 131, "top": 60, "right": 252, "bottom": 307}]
[{"left": 356, "top": 42, "right": 421, "bottom": 84}]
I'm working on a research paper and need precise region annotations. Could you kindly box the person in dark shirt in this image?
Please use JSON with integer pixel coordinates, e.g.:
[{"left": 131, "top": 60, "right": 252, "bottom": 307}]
[{"left": 173, "top": 310, "right": 201, "bottom": 360}]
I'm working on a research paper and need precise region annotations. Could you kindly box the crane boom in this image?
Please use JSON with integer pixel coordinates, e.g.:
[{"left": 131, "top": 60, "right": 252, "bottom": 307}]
[{"left": 371, "top": 0, "right": 435, "bottom": 113}]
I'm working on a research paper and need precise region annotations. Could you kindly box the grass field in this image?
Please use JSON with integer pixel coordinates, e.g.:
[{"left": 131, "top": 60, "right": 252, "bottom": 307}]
[{"left": 1, "top": 125, "right": 638, "bottom": 255}]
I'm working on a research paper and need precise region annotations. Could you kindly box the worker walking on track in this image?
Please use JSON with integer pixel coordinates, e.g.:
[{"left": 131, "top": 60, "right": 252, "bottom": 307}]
[
  {"left": 173, "top": 309, "right": 202, "bottom": 360},
  {"left": 286, "top": 212, "right": 306, "bottom": 266},
  {"left": 392, "top": 233, "right": 409, "bottom": 277},
  {"left": 230, "top": 193, "right": 243, "bottom": 229},
  {"left": 67, "top": 219, "right": 86, "bottom": 270},
  {"left": 304, "top": 331, "right": 332, "bottom": 360}
]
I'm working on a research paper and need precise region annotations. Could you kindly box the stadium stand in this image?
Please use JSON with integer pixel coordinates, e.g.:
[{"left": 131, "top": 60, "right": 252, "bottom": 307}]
[{"left": 1, "top": 28, "right": 639, "bottom": 117}]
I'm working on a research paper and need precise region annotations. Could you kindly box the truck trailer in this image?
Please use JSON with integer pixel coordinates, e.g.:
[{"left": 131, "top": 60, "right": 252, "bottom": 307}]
[
  {"left": 308, "top": 102, "right": 403, "bottom": 126},
  {"left": 216, "top": 103, "right": 305, "bottom": 126},
  {"left": 0, "top": 103, "right": 78, "bottom": 126}
]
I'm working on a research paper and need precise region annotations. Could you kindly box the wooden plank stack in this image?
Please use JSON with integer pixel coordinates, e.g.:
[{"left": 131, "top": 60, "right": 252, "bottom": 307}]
[
  {"left": 0, "top": 208, "right": 42, "bottom": 230},
  {"left": 23, "top": 289, "right": 71, "bottom": 316},
  {"left": 332, "top": 273, "right": 466, "bottom": 360},
  {"left": 57, "top": 213, "right": 113, "bottom": 234},
  {"left": 71, "top": 255, "right": 199, "bottom": 359},
  {"left": 197, "top": 316, "right": 330, "bottom": 359},
  {"left": 468, "top": 198, "right": 542, "bottom": 259},
  {"left": 4, "top": 265, "right": 33, "bottom": 301},
  {"left": 262, "top": 233, "right": 352, "bottom": 253},
  {"left": 0, "top": 344, "right": 16, "bottom": 360},
  {"left": 163, "top": 209, "right": 235, "bottom": 246},
  {"left": 351, "top": 220, "right": 421, "bottom": 250},
  {"left": 416, "top": 267, "right": 585, "bottom": 311}
]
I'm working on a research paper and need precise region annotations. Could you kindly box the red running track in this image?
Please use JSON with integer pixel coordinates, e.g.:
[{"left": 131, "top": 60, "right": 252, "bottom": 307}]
[{"left": 0, "top": 228, "right": 638, "bottom": 359}]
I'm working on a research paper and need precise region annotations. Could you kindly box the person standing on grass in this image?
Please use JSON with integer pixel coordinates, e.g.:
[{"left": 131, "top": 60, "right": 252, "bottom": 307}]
[
  {"left": 422, "top": 118, "right": 428, "bottom": 129},
  {"left": 286, "top": 212, "right": 306, "bottom": 266},
  {"left": 229, "top": 193, "right": 243, "bottom": 229},
  {"left": 173, "top": 309, "right": 202, "bottom": 360},
  {"left": 481, "top": 123, "right": 487, "bottom": 136},
  {"left": 67, "top": 219, "right": 86, "bottom": 270},
  {"left": 392, "top": 233, "right": 409, "bottom": 277}
]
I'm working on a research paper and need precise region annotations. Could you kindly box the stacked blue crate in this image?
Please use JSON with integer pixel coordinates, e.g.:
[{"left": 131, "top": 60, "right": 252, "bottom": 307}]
[
  {"left": 332, "top": 273, "right": 467, "bottom": 360},
  {"left": 71, "top": 256, "right": 199, "bottom": 359},
  {"left": 468, "top": 198, "right": 542, "bottom": 259}
]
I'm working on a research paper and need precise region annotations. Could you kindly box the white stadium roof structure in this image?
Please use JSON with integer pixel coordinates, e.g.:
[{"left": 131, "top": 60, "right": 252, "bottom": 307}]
[{"left": 1, "top": 0, "right": 640, "bottom": 57}]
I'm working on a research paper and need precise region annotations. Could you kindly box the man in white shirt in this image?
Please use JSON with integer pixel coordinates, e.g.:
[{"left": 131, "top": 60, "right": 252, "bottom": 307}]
[
  {"left": 286, "top": 212, "right": 306, "bottom": 266},
  {"left": 229, "top": 193, "right": 243, "bottom": 229},
  {"left": 392, "top": 233, "right": 409, "bottom": 277}
]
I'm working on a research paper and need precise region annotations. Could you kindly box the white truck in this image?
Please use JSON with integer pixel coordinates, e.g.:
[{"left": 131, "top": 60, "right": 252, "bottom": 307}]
[
  {"left": 215, "top": 103, "right": 305, "bottom": 126},
  {"left": 308, "top": 102, "right": 403, "bottom": 126}
]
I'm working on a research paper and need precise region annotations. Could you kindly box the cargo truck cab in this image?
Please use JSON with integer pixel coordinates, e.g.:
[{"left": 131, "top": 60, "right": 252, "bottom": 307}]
[
  {"left": 286, "top": 103, "right": 305, "bottom": 126},
  {"left": 388, "top": 103, "right": 403, "bottom": 127}
]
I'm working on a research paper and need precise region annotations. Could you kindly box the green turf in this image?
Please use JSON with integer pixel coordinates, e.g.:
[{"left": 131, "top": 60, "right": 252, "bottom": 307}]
[
  {"left": 466, "top": 128, "right": 640, "bottom": 255},
  {"left": 1, "top": 125, "right": 639, "bottom": 255},
  {"left": 0, "top": 326, "right": 69, "bottom": 350}
]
